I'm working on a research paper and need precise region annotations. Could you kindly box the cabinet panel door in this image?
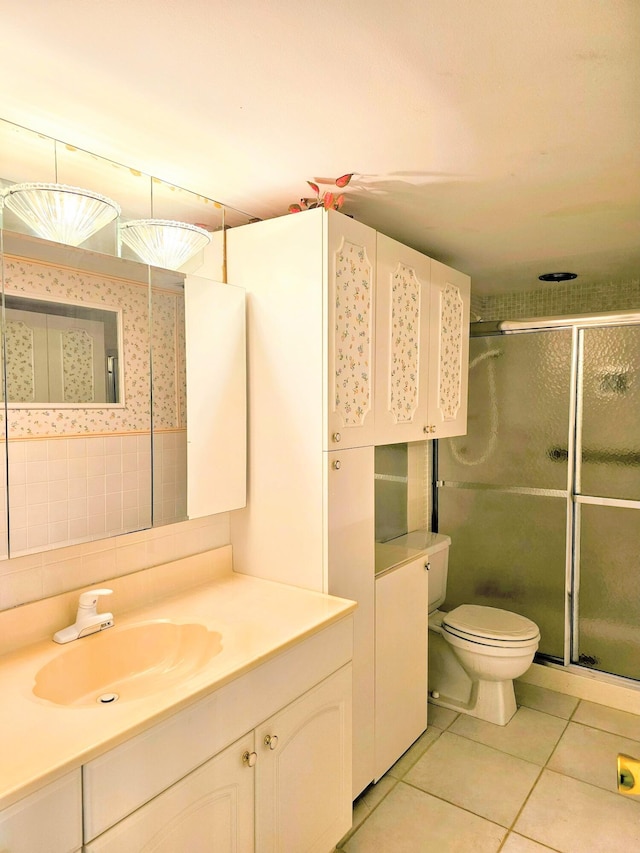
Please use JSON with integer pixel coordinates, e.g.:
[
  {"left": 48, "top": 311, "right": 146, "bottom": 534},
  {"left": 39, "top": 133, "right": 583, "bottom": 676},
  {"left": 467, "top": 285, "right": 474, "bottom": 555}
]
[
  {"left": 0, "top": 770, "right": 81, "bottom": 853},
  {"left": 325, "top": 210, "right": 377, "bottom": 450},
  {"left": 255, "top": 665, "right": 352, "bottom": 853},
  {"left": 428, "top": 260, "right": 470, "bottom": 438},
  {"left": 84, "top": 734, "right": 254, "bottom": 853},
  {"left": 326, "top": 445, "right": 375, "bottom": 799},
  {"left": 375, "top": 234, "right": 431, "bottom": 444},
  {"left": 374, "top": 557, "right": 428, "bottom": 780}
]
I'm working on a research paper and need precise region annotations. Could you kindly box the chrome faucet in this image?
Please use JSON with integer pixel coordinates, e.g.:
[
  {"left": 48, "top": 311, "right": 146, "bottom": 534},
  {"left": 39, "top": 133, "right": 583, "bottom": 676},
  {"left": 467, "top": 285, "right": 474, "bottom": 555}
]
[{"left": 53, "top": 588, "right": 114, "bottom": 644}]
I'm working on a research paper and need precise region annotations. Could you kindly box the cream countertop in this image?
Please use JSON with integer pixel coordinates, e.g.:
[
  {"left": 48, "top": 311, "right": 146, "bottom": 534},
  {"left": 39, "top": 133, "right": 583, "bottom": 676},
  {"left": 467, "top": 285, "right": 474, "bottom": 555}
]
[{"left": 0, "top": 546, "right": 356, "bottom": 811}]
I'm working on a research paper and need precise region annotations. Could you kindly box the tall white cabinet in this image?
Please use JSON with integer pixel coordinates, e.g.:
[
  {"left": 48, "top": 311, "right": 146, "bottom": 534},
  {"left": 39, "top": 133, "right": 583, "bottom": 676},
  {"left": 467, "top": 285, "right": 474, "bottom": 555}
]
[{"left": 227, "top": 208, "right": 469, "bottom": 799}]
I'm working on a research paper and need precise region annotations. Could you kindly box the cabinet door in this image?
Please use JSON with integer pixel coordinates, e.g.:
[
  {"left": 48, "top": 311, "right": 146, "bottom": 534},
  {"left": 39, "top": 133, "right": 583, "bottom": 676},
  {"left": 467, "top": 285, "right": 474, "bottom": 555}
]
[
  {"left": 427, "top": 260, "right": 470, "bottom": 438},
  {"left": 84, "top": 734, "right": 254, "bottom": 853},
  {"left": 0, "top": 770, "right": 82, "bottom": 853},
  {"left": 374, "top": 234, "right": 431, "bottom": 444},
  {"left": 255, "top": 665, "right": 352, "bottom": 853},
  {"left": 374, "top": 556, "right": 429, "bottom": 781},
  {"left": 325, "top": 210, "right": 377, "bottom": 450},
  {"left": 327, "top": 445, "right": 375, "bottom": 798}
]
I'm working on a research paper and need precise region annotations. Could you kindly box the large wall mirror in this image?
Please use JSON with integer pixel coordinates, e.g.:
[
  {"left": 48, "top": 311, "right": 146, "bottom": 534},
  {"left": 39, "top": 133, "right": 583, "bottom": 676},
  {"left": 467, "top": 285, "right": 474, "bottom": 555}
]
[{"left": 0, "top": 118, "right": 251, "bottom": 559}]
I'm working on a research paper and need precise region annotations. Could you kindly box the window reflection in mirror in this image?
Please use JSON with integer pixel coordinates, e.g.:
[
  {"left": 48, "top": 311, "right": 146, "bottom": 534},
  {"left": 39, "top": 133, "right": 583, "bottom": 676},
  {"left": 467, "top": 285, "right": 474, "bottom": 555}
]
[{"left": 2, "top": 294, "right": 122, "bottom": 406}]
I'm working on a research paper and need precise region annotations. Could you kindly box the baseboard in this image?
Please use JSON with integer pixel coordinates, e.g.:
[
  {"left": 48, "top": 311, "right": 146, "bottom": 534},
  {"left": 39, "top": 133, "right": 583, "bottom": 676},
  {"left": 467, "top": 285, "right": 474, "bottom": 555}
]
[{"left": 518, "top": 662, "right": 640, "bottom": 716}]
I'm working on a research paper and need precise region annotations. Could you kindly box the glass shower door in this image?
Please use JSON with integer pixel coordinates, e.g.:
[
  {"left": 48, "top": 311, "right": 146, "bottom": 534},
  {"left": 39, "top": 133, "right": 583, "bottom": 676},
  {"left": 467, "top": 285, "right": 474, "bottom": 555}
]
[
  {"left": 438, "top": 330, "right": 573, "bottom": 660},
  {"left": 574, "top": 325, "right": 640, "bottom": 679}
]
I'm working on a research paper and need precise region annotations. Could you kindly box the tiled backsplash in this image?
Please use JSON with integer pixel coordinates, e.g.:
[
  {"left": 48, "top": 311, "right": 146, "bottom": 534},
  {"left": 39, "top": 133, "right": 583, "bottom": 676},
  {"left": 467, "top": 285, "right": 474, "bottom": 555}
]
[
  {"left": 0, "top": 512, "right": 230, "bottom": 610},
  {"left": 472, "top": 277, "right": 640, "bottom": 321},
  {"left": 2, "top": 431, "right": 186, "bottom": 557}
]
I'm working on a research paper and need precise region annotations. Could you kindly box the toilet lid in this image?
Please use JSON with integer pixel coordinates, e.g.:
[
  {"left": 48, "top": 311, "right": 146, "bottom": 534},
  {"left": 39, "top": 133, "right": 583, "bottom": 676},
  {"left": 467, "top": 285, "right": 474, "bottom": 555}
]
[{"left": 443, "top": 605, "right": 540, "bottom": 643}]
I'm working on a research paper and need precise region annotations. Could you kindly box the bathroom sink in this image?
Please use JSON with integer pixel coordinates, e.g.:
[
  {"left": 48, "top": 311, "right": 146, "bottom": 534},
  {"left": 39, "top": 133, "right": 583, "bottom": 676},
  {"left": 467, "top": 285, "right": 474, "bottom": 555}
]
[{"left": 33, "top": 621, "right": 223, "bottom": 706}]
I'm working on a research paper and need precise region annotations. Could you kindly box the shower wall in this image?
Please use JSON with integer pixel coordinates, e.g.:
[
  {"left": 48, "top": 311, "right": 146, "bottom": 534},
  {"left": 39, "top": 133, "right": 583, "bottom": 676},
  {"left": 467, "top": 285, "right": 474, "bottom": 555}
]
[{"left": 438, "top": 320, "right": 640, "bottom": 683}]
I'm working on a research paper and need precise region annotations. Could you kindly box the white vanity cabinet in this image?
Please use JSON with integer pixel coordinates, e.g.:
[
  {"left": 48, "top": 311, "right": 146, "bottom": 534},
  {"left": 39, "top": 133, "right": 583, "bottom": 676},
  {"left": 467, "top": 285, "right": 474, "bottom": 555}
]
[
  {"left": 82, "top": 617, "right": 353, "bottom": 852},
  {"left": 375, "top": 234, "right": 470, "bottom": 444},
  {"left": 83, "top": 734, "right": 255, "bottom": 853},
  {"left": 0, "top": 769, "right": 82, "bottom": 853},
  {"left": 254, "top": 664, "right": 352, "bottom": 853}
]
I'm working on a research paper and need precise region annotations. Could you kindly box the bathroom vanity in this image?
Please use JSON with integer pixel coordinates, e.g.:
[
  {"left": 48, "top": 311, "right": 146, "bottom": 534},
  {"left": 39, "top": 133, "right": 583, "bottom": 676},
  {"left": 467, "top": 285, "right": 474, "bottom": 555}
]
[{"left": 0, "top": 548, "right": 355, "bottom": 852}]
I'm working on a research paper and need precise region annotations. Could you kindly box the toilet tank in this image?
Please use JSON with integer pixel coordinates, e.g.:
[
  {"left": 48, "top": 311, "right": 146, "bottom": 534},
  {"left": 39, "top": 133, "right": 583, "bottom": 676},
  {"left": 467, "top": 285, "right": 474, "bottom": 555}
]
[{"left": 424, "top": 533, "right": 451, "bottom": 613}]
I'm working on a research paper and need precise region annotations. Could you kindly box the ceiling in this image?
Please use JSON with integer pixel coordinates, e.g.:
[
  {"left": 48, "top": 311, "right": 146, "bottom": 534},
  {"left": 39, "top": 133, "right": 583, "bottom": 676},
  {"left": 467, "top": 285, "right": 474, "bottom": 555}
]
[{"left": 1, "top": 0, "right": 638, "bottom": 297}]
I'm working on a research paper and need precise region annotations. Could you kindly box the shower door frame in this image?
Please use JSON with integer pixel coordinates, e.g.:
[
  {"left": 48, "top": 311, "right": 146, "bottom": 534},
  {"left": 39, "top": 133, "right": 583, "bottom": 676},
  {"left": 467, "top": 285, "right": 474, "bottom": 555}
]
[{"left": 442, "top": 309, "right": 640, "bottom": 685}]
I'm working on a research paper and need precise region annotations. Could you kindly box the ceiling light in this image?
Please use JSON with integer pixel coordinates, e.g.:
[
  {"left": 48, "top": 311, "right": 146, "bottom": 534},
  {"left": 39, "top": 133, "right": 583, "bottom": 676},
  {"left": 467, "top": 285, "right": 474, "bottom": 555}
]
[
  {"left": 2, "top": 182, "right": 120, "bottom": 246},
  {"left": 538, "top": 272, "right": 578, "bottom": 282},
  {"left": 119, "top": 219, "right": 211, "bottom": 270}
]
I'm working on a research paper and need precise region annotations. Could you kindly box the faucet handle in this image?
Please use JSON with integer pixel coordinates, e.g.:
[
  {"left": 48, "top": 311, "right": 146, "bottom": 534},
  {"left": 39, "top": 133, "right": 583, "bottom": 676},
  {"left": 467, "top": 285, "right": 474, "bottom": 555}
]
[{"left": 78, "top": 588, "right": 113, "bottom": 611}]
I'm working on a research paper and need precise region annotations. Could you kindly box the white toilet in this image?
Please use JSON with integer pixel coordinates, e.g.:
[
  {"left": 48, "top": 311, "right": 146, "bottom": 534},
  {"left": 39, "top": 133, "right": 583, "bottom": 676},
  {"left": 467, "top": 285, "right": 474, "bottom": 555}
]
[{"left": 427, "top": 535, "right": 540, "bottom": 726}]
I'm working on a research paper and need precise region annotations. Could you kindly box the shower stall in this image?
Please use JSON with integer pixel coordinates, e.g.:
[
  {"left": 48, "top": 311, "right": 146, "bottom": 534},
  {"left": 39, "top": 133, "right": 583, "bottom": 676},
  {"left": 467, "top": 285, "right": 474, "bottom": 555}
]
[{"left": 437, "top": 311, "right": 640, "bottom": 685}]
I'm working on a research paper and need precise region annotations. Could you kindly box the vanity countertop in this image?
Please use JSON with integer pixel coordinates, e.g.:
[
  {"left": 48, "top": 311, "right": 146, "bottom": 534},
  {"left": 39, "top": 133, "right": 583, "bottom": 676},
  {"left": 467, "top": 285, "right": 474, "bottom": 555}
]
[{"left": 0, "top": 547, "right": 356, "bottom": 811}]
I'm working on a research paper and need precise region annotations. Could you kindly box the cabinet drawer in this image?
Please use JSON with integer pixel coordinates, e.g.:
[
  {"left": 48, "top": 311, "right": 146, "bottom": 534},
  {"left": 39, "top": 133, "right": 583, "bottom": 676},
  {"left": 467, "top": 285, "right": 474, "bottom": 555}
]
[
  {"left": 84, "top": 734, "right": 254, "bottom": 853},
  {"left": 0, "top": 770, "right": 81, "bottom": 853},
  {"left": 83, "top": 615, "right": 353, "bottom": 840}
]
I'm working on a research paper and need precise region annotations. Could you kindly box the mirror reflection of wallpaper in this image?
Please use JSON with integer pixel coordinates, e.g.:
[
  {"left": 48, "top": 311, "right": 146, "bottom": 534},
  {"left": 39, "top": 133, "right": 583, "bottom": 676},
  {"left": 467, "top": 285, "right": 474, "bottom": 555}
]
[
  {"left": 3, "top": 320, "right": 35, "bottom": 401},
  {"left": 1, "top": 255, "right": 187, "bottom": 555},
  {"left": 61, "top": 329, "right": 95, "bottom": 402},
  {"left": 2, "top": 257, "right": 187, "bottom": 430}
]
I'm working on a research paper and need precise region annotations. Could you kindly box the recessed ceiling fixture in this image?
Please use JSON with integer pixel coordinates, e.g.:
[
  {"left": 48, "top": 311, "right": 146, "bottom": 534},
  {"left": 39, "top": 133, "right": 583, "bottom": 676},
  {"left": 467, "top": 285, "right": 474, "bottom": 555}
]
[{"left": 538, "top": 272, "right": 578, "bottom": 282}]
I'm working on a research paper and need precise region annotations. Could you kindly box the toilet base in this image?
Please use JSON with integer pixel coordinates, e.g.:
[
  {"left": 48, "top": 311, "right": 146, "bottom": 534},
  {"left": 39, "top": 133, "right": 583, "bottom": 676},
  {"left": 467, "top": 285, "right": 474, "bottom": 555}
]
[{"left": 429, "top": 677, "right": 517, "bottom": 726}]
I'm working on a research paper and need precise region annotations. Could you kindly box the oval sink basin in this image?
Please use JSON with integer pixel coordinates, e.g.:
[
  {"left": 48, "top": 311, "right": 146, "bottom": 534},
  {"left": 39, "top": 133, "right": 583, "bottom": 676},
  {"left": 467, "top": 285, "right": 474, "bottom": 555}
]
[{"left": 33, "top": 621, "right": 223, "bottom": 706}]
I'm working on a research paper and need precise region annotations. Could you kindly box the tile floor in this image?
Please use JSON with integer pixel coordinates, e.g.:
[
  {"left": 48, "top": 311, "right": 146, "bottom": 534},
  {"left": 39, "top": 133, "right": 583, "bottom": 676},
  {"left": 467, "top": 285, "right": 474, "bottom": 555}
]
[{"left": 337, "top": 682, "right": 640, "bottom": 852}]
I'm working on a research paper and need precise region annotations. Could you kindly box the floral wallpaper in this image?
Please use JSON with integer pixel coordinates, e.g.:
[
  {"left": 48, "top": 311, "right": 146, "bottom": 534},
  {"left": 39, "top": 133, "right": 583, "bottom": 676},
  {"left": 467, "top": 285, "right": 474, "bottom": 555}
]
[
  {"left": 390, "top": 263, "right": 421, "bottom": 423},
  {"left": 438, "top": 282, "right": 464, "bottom": 420},
  {"left": 1, "top": 257, "right": 184, "bottom": 437},
  {"left": 62, "top": 329, "right": 95, "bottom": 403},
  {"left": 151, "top": 289, "right": 182, "bottom": 429},
  {"left": 3, "top": 320, "right": 35, "bottom": 402},
  {"left": 334, "top": 239, "right": 373, "bottom": 426}
]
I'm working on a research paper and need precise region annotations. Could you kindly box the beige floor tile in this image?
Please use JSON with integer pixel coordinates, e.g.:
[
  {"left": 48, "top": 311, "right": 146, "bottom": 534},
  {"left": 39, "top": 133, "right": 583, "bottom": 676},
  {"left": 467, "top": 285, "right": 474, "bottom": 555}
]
[
  {"left": 360, "top": 774, "right": 397, "bottom": 811},
  {"left": 449, "top": 706, "right": 567, "bottom": 764},
  {"left": 573, "top": 700, "right": 640, "bottom": 740},
  {"left": 501, "top": 834, "right": 559, "bottom": 852},
  {"left": 547, "top": 721, "right": 640, "bottom": 794},
  {"left": 386, "top": 726, "right": 442, "bottom": 779},
  {"left": 404, "top": 731, "right": 541, "bottom": 826},
  {"left": 514, "top": 769, "right": 640, "bottom": 852},
  {"left": 427, "top": 703, "right": 459, "bottom": 730},
  {"left": 342, "top": 781, "right": 505, "bottom": 853},
  {"left": 515, "top": 681, "right": 579, "bottom": 719}
]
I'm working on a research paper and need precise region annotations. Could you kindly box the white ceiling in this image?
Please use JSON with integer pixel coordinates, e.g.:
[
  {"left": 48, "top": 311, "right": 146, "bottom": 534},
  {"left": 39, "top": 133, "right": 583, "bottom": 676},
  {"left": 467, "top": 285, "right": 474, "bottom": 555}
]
[{"left": 1, "top": 0, "right": 638, "bottom": 297}]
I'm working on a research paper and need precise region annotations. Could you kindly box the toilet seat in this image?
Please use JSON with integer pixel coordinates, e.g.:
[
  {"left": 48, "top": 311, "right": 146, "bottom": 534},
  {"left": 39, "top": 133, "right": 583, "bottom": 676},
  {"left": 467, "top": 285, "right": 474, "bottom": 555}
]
[{"left": 442, "top": 604, "right": 540, "bottom": 648}]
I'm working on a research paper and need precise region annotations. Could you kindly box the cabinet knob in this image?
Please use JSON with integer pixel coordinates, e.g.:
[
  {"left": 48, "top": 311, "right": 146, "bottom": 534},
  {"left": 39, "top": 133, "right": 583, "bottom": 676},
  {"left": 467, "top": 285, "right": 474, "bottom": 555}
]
[
  {"left": 423, "top": 426, "right": 429, "bottom": 434},
  {"left": 332, "top": 460, "right": 341, "bottom": 470},
  {"left": 430, "top": 425, "right": 437, "bottom": 434},
  {"left": 425, "top": 561, "right": 431, "bottom": 571},
  {"left": 264, "top": 734, "right": 279, "bottom": 750},
  {"left": 242, "top": 750, "right": 257, "bottom": 767},
  {"left": 332, "top": 432, "right": 341, "bottom": 443}
]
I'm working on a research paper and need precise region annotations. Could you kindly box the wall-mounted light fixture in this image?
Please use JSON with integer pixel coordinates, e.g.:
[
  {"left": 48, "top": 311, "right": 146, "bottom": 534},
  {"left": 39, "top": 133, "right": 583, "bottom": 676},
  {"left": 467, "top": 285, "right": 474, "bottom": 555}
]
[
  {"left": 1, "top": 182, "right": 121, "bottom": 247},
  {"left": 119, "top": 219, "right": 211, "bottom": 270}
]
